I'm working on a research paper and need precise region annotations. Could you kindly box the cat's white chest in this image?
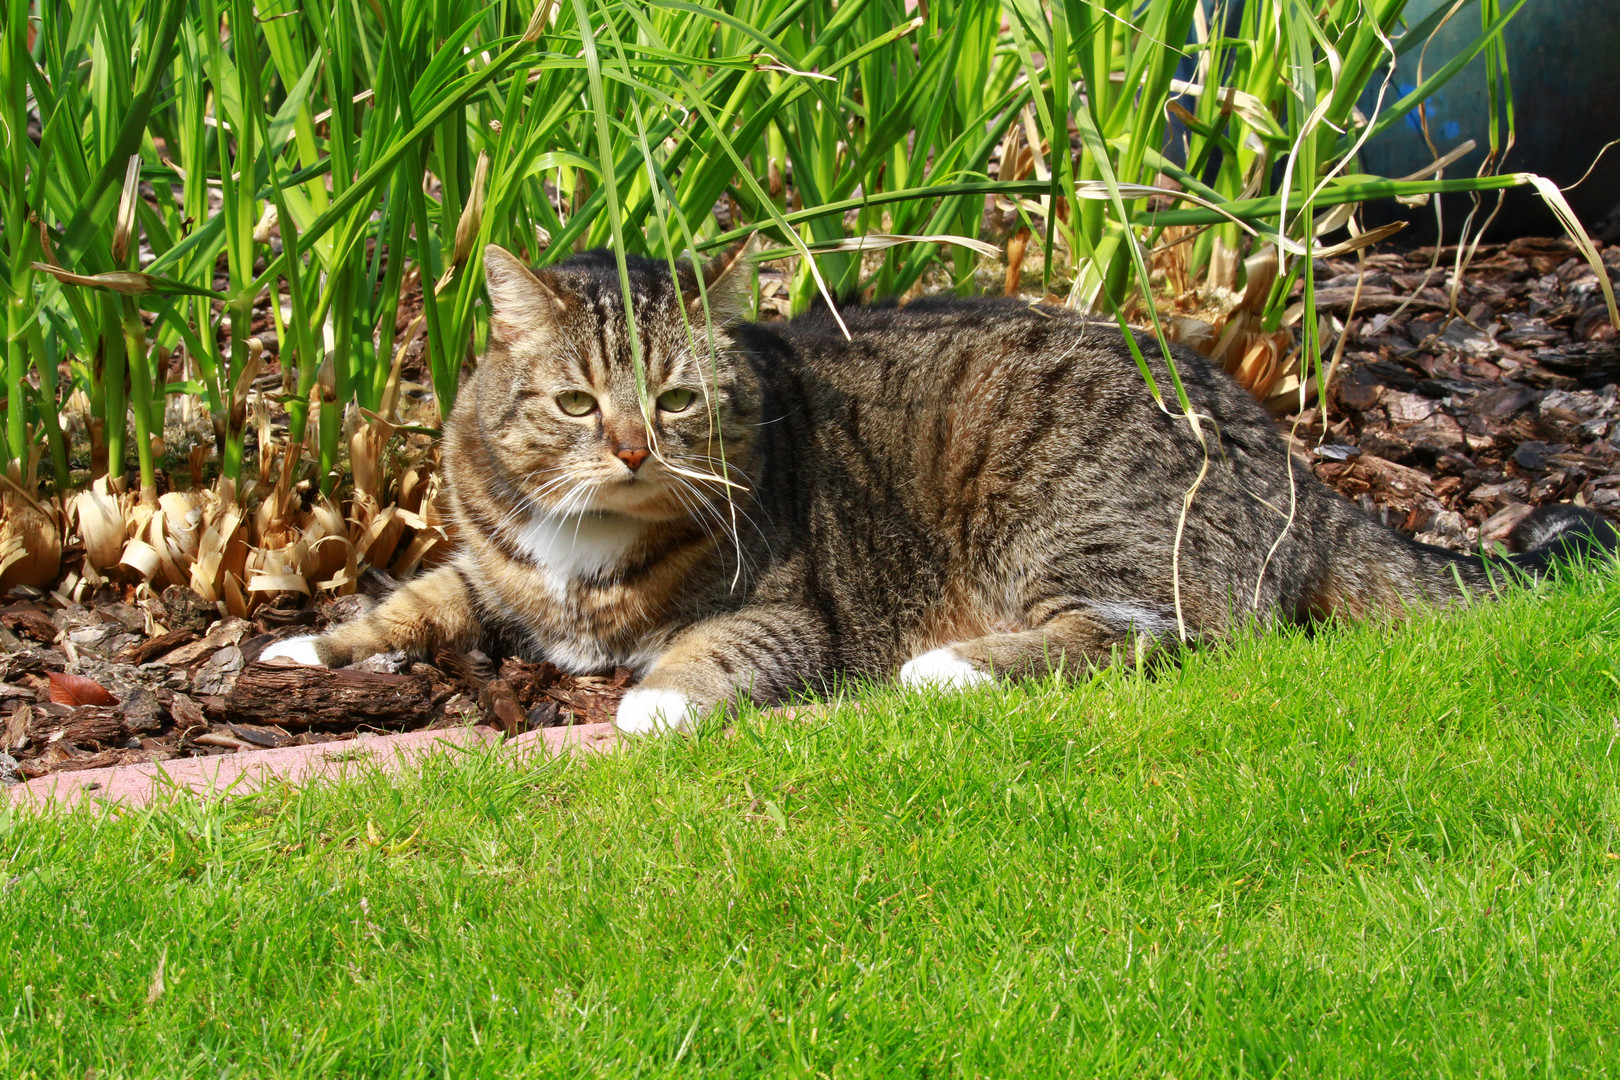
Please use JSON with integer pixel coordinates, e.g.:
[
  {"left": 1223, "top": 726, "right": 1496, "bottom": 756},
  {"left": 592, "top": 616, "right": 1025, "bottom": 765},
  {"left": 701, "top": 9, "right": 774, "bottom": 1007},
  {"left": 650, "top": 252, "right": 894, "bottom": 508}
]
[
  {"left": 507, "top": 510, "right": 662, "bottom": 675},
  {"left": 512, "top": 510, "right": 641, "bottom": 594}
]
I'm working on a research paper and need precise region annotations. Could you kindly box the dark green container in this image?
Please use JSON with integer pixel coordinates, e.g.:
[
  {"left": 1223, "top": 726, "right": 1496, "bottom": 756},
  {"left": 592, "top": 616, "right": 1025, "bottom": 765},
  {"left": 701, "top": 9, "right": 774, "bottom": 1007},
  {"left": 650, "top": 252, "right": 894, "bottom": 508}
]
[{"left": 1358, "top": 0, "right": 1620, "bottom": 239}]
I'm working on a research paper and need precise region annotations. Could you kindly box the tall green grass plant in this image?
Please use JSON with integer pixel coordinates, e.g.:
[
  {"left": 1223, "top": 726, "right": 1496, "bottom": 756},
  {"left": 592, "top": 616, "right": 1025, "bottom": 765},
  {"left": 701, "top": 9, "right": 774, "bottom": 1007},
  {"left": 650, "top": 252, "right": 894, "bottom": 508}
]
[{"left": 1, "top": 0, "right": 1609, "bottom": 504}]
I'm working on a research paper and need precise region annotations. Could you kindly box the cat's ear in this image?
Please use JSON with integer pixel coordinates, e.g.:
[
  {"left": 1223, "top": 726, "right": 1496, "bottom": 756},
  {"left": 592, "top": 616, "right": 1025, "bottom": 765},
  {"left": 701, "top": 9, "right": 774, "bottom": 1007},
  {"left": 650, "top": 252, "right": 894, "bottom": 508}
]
[
  {"left": 483, "top": 244, "right": 567, "bottom": 340},
  {"left": 690, "top": 234, "right": 758, "bottom": 325}
]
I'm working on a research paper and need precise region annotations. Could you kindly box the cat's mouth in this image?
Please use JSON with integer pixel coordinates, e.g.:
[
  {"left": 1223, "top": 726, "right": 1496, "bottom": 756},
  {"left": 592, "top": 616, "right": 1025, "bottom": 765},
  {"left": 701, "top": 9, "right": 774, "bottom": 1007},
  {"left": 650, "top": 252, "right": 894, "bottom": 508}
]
[
  {"left": 585, "top": 470, "right": 689, "bottom": 519},
  {"left": 530, "top": 460, "right": 718, "bottom": 523}
]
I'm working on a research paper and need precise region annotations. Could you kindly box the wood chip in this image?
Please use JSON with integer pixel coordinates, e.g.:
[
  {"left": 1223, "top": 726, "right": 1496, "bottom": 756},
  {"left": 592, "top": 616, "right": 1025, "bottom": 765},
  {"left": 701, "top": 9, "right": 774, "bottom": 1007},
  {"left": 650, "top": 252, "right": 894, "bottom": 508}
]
[
  {"left": 159, "top": 618, "right": 250, "bottom": 669},
  {"left": 227, "top": 663, "right": 435, "bottom": 729},
  {"left": 192, "top": 731, "right": 251, "bottom": 750},
  {"left": 27, "top": 705, "right": 126, "bottom": 749},
  {"left": 478, "top": 678, "right": 525, "bottom": 737},
  {"left": 115, "top": 628, "right": 201, "bottom": 666},
  {"left": 0, "top": 609, "right": 58, "bottom": 643},
  {"left": 1311, "top": 288, "right": 1446, "bottom": 315}
]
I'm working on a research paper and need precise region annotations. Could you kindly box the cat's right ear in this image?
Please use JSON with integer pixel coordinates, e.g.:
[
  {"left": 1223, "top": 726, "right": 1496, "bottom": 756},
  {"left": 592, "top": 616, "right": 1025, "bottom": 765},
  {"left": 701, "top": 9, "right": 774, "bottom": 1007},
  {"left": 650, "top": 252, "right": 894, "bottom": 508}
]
[
  {"left": 692, "top": 233, "right": 758, "bottom": 325},
  {"left": 483, "top": 245, "right": 567, "bottom": 341}
]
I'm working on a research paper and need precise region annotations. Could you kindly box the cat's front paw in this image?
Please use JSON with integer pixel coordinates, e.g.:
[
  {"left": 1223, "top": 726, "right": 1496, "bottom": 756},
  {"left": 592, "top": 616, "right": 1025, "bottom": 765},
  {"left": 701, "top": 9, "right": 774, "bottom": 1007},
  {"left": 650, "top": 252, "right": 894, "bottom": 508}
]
[
  {"left": 899, "top": 646, "right": 993, "bottom": 690},
  {"left": 258, "top": 634, "right": 326, "bottom": 666},
  {"left": 615, "top": 687, "right": 697, "bottom": 735}
]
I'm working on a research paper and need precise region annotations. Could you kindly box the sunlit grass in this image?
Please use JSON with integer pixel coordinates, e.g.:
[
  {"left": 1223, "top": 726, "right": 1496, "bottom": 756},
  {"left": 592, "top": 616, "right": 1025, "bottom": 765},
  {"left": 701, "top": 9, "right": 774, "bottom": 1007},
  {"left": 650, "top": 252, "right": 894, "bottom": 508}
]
[{"left": 4, "top": 563, "right": 1618, "bottom": 1076}]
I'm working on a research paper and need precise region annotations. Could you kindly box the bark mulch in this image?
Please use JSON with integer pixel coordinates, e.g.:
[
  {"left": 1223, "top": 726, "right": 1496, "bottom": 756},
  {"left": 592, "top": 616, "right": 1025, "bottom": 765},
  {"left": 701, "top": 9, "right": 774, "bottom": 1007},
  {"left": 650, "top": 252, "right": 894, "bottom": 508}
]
[
  {"left": 4, "top": 236, "right": 1618, "bottom": 786},
  {"left": 1282, "top": 236, "right": 1619, "bottom": 550},
  {"left": 0, "top": 578, "right": 629, "bottom": 786}
]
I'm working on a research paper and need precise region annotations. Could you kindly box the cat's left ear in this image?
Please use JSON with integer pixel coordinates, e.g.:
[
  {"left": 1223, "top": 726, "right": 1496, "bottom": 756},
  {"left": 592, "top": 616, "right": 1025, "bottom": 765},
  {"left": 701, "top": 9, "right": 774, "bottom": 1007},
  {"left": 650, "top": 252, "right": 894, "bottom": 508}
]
[{"left": 689, "top": 234, "right": 758, "bottom": 325}]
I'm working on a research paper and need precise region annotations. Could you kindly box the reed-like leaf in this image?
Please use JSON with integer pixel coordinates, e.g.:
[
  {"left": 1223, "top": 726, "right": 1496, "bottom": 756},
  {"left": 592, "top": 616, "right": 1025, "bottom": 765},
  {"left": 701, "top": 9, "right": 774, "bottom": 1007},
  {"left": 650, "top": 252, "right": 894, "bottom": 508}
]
[{"left": 1, "top": 0, "right": 1587, "bottom": 510}]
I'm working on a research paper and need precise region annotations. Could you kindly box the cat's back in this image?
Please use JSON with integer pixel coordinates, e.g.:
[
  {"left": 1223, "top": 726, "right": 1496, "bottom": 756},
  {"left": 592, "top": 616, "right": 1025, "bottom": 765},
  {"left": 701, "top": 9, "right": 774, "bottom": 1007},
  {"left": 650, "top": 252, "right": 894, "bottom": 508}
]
[
  {"left": 733, "top": 295, "right": 1258, "bottom": 449},
  {"left": 740, "top": 296, "right": 1112, "bottom": 399},
  {"left": 731, "top": 293, "right": 1300, "bottom": 538}
]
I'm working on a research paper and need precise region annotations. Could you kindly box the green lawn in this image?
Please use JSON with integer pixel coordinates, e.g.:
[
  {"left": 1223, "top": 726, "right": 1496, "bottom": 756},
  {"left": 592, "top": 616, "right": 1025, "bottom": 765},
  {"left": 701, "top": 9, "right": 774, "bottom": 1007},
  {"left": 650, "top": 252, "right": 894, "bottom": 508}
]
[{"left": 4, "top": 566, "right": 1620, "bottom": 1078}]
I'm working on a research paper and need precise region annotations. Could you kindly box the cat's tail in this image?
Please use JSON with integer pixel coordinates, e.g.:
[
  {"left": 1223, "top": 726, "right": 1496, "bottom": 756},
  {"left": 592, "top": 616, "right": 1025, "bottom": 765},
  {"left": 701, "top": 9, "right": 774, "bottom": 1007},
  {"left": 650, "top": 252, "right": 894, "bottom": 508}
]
[
  {"left": 1318, "top": 503, "right": 1615, "bottom": 620},
  {"left": 1492, "top": 503, "right": 1620, "bottom": 576},
  {"left": 1431, "top": 503, "right": 1620, "bottom": 588}
]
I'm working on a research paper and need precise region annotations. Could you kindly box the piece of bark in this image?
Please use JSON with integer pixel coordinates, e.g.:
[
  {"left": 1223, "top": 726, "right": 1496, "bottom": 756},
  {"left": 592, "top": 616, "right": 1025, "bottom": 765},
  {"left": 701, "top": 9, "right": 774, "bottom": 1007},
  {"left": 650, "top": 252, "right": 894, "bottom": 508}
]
[
  {"left": 254, "top": 605, "right": 318, "bottom": 631},
  {"left": 438, "top": 696, "right": 483, "bottom": 725},
  {"left": 434, "top": 649, "right": 494, "bottom": 691},
  {"left": 227, "top": 663, "right": 435, "bottom": 729},
  {"left": 158, "top": 585, "right": 214, "bottom": 635},
  {"left": 0, "top": 609, "right": 58, "bottom": 643},
  {"left": 238, "top": 633, "right": 277, "bottom": 664},
  {"left": 1468, "top": 385, "right": 1540, "bottom": 420},
  {"left": 118, "top": 686, "right": 168, "bottom": 734},
  {"left": 1469, "top": 479, "right": 1530, "bottom": 508},
  {"left": 1333, "top": 368, "right": 1384, "bottom": 411},
  {"left": 192, "top": 730, "right": 252, "bottom": 750},
  {"left": 27, "top": 705, "right": 126, "bottom": 749},
  {"left": 321, "top": 593, "right": 373, "bottom": 627},
  {"left": 117, "top": 628, "right": 201, "bottom": 666},
  {"left": 160, "top": 618, "right": 250, "bottom": 669},
  {"left": 99, "top": 602, "right": 147, "bottom": 634},
  {"left": 1481, "top": 502, "right": 1536, "bottom": 541},
  {"left": 228, "top": 723, "right": 288, "bottom": 749},
  {"left": 46, "top": 748, "right": 143, "bottom": 775},
  {"left": 479, "top": 678, "right": 525, "bottom": 737},
  {"left": 169, "top": 692, "right": 206, "bottom": 734},
  {"left": 497, "top": 657, "right": 562, "bottom": 704},
  {"left": 1535, "top": 342, "right": 1620, "bottom": 378},
  {"left": 1313, "top": 288, "right": 1447, "bottom": 315},
  {"left": 543, "top": 680, "right": 629, "bottom": 726},
  {"left": 1575, "top": 306, "right": 1615, "bottom": 342},
  {"left": 191, "top": 645, "right": 244, "bottom": 696},
  {"left": 1506, "top": 237, "right": 1575, "bottom": 260},
  {"left": 407, "top": 662, "right": 461, "bottom": 708},
  {"left": 4, "top": 704, "right": 32, "bottom": 751},
  {"left": 0, "top": 650, "right": 65, "bottom": 681}
]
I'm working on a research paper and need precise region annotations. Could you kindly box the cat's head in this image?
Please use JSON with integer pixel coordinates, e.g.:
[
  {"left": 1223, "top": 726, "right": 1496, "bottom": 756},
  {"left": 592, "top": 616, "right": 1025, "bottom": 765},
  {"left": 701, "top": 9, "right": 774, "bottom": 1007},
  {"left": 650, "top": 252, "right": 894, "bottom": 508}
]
[{"left": 459, "top": 241, "right": 760, "bottom": 522}]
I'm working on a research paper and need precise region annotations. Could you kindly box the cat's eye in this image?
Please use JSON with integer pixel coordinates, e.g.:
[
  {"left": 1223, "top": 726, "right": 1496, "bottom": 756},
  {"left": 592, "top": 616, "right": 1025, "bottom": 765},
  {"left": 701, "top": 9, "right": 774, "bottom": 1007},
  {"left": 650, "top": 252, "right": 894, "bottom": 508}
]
[
  {"left": 656, "top": 387, "right": 696, "bottom": 413},
  {"left": 556, "top": 390, "right": 597, "bottom": 416}
]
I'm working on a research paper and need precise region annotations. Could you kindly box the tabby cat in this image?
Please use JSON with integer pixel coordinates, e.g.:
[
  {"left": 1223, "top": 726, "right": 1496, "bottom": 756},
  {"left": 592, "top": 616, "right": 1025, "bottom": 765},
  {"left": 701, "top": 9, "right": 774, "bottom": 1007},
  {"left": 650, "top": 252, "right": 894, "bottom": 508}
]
[{"left": 262, "top": 242, "right": 1617, "bottom": 733}]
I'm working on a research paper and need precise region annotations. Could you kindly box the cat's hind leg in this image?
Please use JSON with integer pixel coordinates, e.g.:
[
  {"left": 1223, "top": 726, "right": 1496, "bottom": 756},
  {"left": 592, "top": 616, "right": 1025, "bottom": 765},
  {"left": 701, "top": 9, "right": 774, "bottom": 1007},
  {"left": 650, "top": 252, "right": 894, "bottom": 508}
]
[
  {"left": 259, "top": 565, "right": 480, "bottom": 667},
  {"left": 899, "top": 605, "right": 1166, "bottom": 688}
]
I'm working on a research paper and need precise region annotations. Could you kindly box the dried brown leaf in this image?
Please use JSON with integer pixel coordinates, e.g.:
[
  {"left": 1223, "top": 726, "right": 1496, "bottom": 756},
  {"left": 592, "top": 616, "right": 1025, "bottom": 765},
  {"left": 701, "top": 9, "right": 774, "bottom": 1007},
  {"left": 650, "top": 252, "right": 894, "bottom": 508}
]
[{"left": 47, "top": 671, "right": 118, "bottom": 708}]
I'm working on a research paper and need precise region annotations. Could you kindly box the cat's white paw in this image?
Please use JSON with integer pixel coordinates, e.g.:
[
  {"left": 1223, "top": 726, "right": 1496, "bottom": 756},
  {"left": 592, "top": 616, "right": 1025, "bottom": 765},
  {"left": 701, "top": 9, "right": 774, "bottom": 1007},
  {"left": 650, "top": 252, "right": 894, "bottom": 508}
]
[
  {"left": 614, "top": 687, "right": 696, "bottom": 735},
  {"left": 259, "top": 635, "right": 325, "bottom": 666},
  {"left": 899, "top": 646, "right": 992, "bottom": 690}
]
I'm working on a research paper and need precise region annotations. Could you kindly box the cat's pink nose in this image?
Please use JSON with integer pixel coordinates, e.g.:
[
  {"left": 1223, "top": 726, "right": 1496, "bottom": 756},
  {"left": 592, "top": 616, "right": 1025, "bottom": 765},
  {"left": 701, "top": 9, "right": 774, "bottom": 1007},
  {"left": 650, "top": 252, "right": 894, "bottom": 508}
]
[{"left": 616, "top": 447, "right": 650, "bottom": 471}]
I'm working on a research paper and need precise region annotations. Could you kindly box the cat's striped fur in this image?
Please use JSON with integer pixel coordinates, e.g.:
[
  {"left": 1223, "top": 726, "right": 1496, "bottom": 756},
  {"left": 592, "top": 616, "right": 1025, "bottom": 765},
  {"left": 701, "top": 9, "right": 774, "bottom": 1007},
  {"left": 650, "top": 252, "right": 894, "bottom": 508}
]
[{"left": 263, "top": 242, "right": 1618, "bottom": 732}]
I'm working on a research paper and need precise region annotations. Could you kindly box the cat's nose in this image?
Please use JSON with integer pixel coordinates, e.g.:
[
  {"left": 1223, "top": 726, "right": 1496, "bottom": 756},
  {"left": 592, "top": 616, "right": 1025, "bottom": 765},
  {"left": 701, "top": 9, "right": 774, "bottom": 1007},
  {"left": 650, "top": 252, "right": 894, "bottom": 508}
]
[{"left": 616, "top": 446, "right": 650, "bottom": 472}]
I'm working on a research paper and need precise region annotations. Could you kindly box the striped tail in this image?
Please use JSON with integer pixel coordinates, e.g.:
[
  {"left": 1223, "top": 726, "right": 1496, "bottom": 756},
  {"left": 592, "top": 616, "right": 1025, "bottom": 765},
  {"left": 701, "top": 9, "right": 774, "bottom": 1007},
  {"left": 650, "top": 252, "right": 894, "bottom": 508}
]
[{"left": 1496, "top": 504, "right": 1620, "bottom": 577}]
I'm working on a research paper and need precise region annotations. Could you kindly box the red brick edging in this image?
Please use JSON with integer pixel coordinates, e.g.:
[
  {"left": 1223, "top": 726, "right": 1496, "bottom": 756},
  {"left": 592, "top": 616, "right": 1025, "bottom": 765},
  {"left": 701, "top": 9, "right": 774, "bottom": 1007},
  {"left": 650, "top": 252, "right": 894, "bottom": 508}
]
[{"left": 6, "top": 722, "right": 622, "bottom": 812}]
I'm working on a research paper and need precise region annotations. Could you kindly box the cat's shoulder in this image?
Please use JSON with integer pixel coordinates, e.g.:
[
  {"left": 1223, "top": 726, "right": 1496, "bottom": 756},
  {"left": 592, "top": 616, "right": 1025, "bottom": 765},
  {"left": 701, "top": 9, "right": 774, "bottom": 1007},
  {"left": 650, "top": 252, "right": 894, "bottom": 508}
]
[{"left": 748, "top": 293, "right": 1077, "bottom": 344}]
